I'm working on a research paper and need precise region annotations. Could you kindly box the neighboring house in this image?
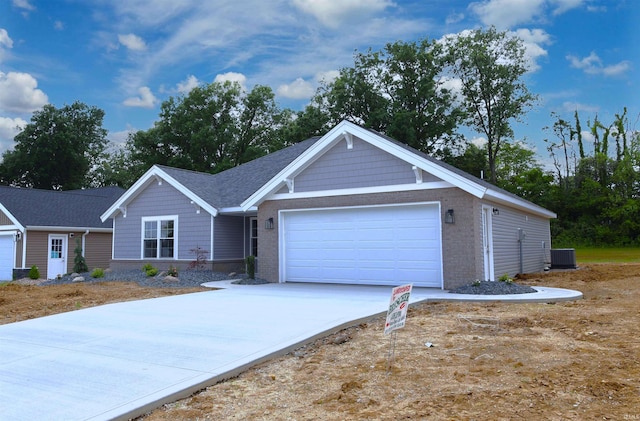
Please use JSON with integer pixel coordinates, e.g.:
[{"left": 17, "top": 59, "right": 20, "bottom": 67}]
[
  {"left": 0, "top": 186, "right": 124, "bottom": 280},
  {"left": 102, "top": 121, "right": 556, "bottom": 289}
]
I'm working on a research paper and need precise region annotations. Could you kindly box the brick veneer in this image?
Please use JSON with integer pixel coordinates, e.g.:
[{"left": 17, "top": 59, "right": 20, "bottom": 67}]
[{"left": 257, "top": 188, "right": 484, "bottom": 289}]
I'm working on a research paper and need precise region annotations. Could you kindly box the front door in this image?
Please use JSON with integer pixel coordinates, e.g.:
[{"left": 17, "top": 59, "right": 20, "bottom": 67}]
[
  {"left": 482, "top": 206, "right": 495, "bottom": 282},
  {"left": 47, "top": 234, "right": 67, "bottom": 279}
]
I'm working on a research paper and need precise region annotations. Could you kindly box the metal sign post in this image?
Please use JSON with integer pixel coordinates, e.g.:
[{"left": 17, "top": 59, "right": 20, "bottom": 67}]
[{"left": 384, "top": 284, "right": 412, "bottom": 372}]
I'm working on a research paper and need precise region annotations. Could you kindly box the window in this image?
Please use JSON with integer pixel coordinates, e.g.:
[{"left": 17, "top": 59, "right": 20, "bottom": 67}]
[
  {"left": 142, "top": 216, "right": 177, "bottom": 258},
  {"left": 250, "top": 217, "right": 258, "bottom": 257}
]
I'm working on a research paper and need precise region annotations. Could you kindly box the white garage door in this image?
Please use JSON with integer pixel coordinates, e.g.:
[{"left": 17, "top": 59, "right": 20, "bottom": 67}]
[
  {"left": 281, "top": 203, "right": 442, "bottom": 287},
  {"left": 0, "top": 235, "right": 15, "bottom": 281}
]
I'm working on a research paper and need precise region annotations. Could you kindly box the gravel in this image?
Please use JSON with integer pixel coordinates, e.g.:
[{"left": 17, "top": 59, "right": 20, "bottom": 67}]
[
  {"left": 449, "top": 280, "right": 537, "bottom": 295},
  {"left": 41, "top": 269, "right": 250, "bottom": 288},
  {"left": 40, "top": 270, "right": 535, "bottom": 294}
]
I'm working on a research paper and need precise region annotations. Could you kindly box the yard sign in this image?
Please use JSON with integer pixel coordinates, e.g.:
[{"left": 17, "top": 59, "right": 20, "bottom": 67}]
[{"left": 384, "top": 284, "right": 412, "bottom": 335}]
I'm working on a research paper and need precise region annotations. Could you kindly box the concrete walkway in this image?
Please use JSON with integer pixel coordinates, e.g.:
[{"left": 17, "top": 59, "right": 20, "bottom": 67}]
[{"left": 0, "top": 282, "right": 581, "bottom": 421}]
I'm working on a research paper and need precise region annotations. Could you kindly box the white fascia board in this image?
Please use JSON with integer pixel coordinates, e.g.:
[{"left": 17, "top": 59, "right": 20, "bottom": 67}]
[
  {"left": 268, "top": 181, "right": 455, "bottom": 202},
  {"left": 0, "top": 203, "right": 24, "bottom": 232},
  {"left": 484, "top": 189, "right": 557, "bottom": 219},
  {"left": 240, "top": 121, "right": 354, "bottom": 210},
  {"left": 25, "top": 226, "right": 114, "bottom": 233},
  {"left": 219, "top": 206, "right": 258, "bottom": 215},
  {"left": 100, "top": 165, "right": 218, "bottom": 221}
]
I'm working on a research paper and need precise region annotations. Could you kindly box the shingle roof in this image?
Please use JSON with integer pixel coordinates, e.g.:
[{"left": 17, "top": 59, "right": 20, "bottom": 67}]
[
  {"left": 157, "top": 137, "right": 321, "bottom": 209},
  {"left": 0, "top": 185, "right": 124, "bottom": 229}
]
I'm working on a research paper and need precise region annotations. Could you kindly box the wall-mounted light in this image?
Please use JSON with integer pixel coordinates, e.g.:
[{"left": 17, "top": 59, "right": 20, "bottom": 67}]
[
  {"left": 492, "top": 208, "right": 499, "bottom": 216},
  {"left": 444, "top": 209, "right": 455, "bottom": 224},
  {"left": 15, "top": 231, "right": 22, "bottom": 242},
  {"left": 265, "top": 217, "right": 274, "bottom": 230}
]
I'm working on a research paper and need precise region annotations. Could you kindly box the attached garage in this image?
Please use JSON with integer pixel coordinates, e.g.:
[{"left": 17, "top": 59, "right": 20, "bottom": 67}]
[
  {"left": 280, "top": 203, "right": 443, "bottom": 287},
  {"left": 0, "top": 234, "right": 15, "bottom": 281}
]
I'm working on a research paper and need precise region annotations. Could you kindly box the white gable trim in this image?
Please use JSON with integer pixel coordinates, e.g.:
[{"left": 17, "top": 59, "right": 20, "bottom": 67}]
[
  {"left": 100, "top": 165, "right": 218, "bottom": 222},
  {"left": 241, "top": 121, "right": 487, "bottom": 211},
  {"left": 484, "top": 190, "right": 557, "bottom": 219}
]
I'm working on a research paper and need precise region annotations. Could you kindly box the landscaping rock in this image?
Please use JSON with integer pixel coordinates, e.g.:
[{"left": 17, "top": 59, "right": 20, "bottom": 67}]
[
  {"left": 72, "top": 276, "right": 85, "bottom": 283},
  {"left": 163, "top": 275, "right": 179, "bottom": 283}
]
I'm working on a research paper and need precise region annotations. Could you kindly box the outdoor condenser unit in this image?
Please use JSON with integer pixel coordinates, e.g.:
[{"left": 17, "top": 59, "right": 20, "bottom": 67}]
[{"left": 550, "top": 248, "right": 577, "bottom": 269}]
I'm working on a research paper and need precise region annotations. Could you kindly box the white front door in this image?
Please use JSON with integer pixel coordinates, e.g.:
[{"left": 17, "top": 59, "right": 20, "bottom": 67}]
[
  {"left": 482, "top": 206, "right": 495, "bottom": 282},
  {"left": 47, "top": 234, "right": 67, "bottom": 279},
  {"left": 0, "top": 234, "right": 14, "bottom": 281}
]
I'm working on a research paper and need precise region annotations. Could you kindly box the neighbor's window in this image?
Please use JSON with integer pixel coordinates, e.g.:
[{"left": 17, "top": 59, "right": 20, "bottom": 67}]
[{"left": 143, "top": 217, "right": 176, "bottom": 258}]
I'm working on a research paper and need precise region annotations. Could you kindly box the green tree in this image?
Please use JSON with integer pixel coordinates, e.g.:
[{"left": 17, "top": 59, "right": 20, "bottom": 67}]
[
  {"left": 126, "top": 81, "right": 289, "bottom": 175},
  {"left": 0, "top": 102, "right": 108, "bottom": 190},
  {"left": 313, "top": 39, "right": 464, "bottom": 154},
  {"left": 444, "top": 27, "right": 537, "bottom": 184},
  {"left": 440, "top": 143, "right": 488, "bottom": 179}
]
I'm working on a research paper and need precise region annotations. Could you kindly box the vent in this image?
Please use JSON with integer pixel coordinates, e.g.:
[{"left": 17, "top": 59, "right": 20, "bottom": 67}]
[{"left": 550, "top": 248, "right": 577, "bottom": 269}]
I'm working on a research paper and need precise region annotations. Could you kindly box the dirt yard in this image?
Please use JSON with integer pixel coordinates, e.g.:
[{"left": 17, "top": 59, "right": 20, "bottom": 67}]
[{"left": 2, "top": 264, "right": 639, "bottom": 420}]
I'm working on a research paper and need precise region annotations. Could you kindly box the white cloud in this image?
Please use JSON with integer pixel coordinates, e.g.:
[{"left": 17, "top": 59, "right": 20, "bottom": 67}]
[
  {"left": 513, "top": 28, "right": 552, "bottom": 72},
  {"left": 0, "top": 116, "right": 27, "bottom": 151},
  {"left": 566, "top": 52, "right": 631, "bottom": 77},
  {"left": 315, "top": 70, "right": 340, "bottom": 84},
  {"left": 123, "top": 86, "right": 157, "bottom": 108},
  {"left": 118, "top": 33, "right": 147, "bottom": 51},
  {"left": 445, "top": 12, "right": 465, "bottom": 25},
  {"left": 550, "top": 0, "right": 586, "bottom": 15},
  {"left": 214, "top": 72, "right": 247, "bottom": 89},
  {"left": 176, "top": 75, "right": 200, "bottom": 93},
  {"left": 469, "top": 0, "right": 546, "bottom": 29},
  {"left": 561, "top": 101, "right": 599, "bottom": 114},
  {"left": 277, "top": 78, "right": 315, "bottom": 99},
  {"left": 292, "top": 0, "right": 394, "bottom": 28},
  {"left": 0, "top": 28, "right": 13, "bottom": 63},
  {"left": 12, "top": 0, "right": 35, "bottom": 11},
  {"left": 0, "top": 71, "right": 48, "bottom": 113},
  {"left": 54, "top": 21, "right": 64, "bottom": 31}
]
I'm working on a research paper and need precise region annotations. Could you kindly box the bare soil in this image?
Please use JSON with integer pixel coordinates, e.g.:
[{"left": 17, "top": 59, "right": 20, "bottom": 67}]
[{"left": 2, "top": 264, "right": 639, "bottom": 420}]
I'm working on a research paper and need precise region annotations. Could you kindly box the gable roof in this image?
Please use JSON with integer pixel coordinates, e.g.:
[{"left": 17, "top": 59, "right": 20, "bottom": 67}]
[
  {"left": 241, "top": 120, "right": 556, "bottom": 218},
  {"left": 101, "top": 137, "right": 321, "bottom": 220},
  {"left": 102, "top": 120, "right": 556, "bottom": 221},
  {"left": 0, "top": 186, "right": 124, "bottom": 231}
]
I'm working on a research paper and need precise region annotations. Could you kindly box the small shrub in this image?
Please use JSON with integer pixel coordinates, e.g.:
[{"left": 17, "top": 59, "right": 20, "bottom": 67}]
[
  {"left": 28, "top": 265, "right": 40, "bottom": 280},
  {"left": 91, "top": 268, "right": 105, "bottom": 278},
  {"left": 246, "top": 255, "right": 256, "bottom": 279},
  {"left": 188, "top": 246, "right": 209, "bottom": 270},
  {"left": 73, "top": 239, "right": 88, "bottom": 273},
  {"left": 167, "top": 265, "right": 178, "bottom": 277},
  {"left": 142, "top": 263, "right": 154, "bottom": 272},
  {"left": 145, "top": 267, "right": 159, "bottom": 277},
  {"left": 498, "top": 273, "right": 513, "bottom": 284},
  {"left": 472, "top": 279, "right": 481, "bottom": 286}
]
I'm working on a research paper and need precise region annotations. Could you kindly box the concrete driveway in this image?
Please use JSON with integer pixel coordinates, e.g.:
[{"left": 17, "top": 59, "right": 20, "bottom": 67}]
[{"left": 0, "top": 282, "right": 581, "bottom": 421}]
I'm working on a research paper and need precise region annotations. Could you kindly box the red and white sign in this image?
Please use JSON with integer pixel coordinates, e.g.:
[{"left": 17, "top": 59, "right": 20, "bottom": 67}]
[{"left": 384, "top": 284, "right": 413, "bottom": 335}]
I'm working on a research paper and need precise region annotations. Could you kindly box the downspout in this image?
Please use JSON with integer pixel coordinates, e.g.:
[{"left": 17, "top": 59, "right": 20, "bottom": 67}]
[
  {"left": 21, "top": 230, "right": 27, "bottom": 269},
  {"left": 82, "top": 230, "right": 90, "bottom": 257}
]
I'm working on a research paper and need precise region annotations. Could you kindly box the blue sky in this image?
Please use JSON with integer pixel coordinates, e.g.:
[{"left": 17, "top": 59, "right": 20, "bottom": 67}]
[{"left": 0, "top": 0, "right": 638, "bottom": 166}]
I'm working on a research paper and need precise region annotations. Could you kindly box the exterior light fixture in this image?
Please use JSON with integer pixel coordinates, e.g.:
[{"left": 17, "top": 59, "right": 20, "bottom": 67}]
[
  {"left": 492, "top": 208, "right": 499, "bottom": 216},
  {"left": 265, "top": 217, "right": 274, "bottom": 230},
  {"left": 444, "top": 209, "right": 455, "bottom": 224}
]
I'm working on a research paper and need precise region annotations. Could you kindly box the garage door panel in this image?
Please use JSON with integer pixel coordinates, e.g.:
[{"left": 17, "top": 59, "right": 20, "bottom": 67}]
[{"left": 282, "top": 204, "right": 442, "bottom": 287}]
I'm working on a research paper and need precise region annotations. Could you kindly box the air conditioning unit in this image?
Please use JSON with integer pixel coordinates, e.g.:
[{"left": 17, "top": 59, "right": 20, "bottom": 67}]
[{"left": 550, "top": 248, "right": 577, "bottom": 269}]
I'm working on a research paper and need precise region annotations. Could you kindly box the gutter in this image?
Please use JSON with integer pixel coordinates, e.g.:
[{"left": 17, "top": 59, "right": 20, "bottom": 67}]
[
  {"left": 24, "top": 226, "right": 113, "bottom": 233},
  {"left": 82, "top": 230, "right": 90, "bottom": 257}
]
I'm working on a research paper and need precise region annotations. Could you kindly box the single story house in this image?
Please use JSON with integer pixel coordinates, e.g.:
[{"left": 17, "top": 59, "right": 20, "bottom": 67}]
[
  {"left": 101, "top": 121, "right": 556, "bottom": 289},
  {"left": 0, "top": 186, "right": 124, "bottom": 280}
]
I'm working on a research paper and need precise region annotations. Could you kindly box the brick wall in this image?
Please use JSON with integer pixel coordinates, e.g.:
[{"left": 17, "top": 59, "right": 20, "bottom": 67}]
[{"left": 257, "top": 188, "right": 484, "bottom": 289}]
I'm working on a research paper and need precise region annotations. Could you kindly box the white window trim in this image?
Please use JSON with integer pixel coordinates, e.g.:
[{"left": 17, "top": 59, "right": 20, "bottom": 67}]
[{"left": 141, "top": 215, "right": 179, "bottom": 259}]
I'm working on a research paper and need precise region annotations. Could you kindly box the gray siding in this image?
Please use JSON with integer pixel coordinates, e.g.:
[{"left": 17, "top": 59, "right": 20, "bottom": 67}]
[
  {"left": 293, "top": 137, "right": 440, "bottom": 192},
  {"left": 112, "top": 181, "right": 211, "bottom": 260},
  {"left": 0, "top": 210, "right": 12, "bottom": 225},
  {"left": 213, "top": 215, "right": 245, "bottom": 260},
  {"left": 490, "top": 203, "right": 551, "bottom": 277}
]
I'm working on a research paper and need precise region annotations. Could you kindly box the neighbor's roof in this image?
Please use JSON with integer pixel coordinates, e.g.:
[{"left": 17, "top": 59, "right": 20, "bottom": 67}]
[{"left": 0, "top": 185, "right": 124, "bottom": 231}]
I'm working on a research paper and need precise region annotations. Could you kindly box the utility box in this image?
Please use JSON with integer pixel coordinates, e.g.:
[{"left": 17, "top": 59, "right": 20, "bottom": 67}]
[{"left": 550, "top": 248, "right": 577, "bottom": 269}]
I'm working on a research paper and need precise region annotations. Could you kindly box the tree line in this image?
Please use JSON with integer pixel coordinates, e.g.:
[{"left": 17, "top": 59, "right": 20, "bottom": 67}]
[{"left": 0, "top": 27, "right": 637, "bottom": 246}]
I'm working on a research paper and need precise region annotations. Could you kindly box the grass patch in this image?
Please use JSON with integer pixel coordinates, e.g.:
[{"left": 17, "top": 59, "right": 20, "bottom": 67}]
[{"left": 575, "top": 247, "right": 640, "bottom": 263}]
